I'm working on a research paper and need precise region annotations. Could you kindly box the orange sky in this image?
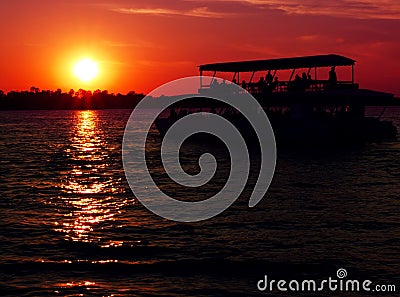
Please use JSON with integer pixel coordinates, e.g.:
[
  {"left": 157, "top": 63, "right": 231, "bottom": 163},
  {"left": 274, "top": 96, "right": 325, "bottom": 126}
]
[{"left": 0, "top": 0, "right": 399, "bottom": 95}]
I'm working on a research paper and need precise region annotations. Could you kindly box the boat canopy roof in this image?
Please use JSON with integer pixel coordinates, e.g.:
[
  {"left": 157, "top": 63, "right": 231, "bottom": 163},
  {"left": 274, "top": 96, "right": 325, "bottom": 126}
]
[{"left": 199, "top": 54, "right": 355, "bottom": 73}]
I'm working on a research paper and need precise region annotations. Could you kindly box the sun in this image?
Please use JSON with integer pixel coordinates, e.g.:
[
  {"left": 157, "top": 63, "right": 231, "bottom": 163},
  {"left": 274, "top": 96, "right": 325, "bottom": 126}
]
[{"left": 74, "top": 58, "right": 99, "bottom": 82}]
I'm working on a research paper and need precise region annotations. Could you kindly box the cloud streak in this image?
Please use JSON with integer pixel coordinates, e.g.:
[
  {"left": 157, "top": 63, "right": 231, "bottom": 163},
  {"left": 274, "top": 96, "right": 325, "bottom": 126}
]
[
  {"left": 186, "top": 0, "right": 400, "bottom": 19},
  {"left": 112, "top": 6, "right": 234, "bottom": 18}
]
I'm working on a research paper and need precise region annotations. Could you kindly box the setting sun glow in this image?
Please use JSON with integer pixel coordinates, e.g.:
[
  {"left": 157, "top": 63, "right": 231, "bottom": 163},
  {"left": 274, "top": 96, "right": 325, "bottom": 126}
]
[{"left": 73, "top": 59, "right": 99, "bottom": 83}]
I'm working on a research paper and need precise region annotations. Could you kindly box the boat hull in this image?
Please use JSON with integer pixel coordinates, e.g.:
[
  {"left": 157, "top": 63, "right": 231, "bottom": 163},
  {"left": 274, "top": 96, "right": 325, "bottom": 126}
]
[{"left": 154, "top": 116, "right": 397, "bottom": 147}]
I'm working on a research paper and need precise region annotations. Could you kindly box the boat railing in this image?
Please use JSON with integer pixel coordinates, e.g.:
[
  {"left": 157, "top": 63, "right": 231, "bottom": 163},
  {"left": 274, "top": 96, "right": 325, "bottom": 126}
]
[{"left": 199, "top": 80, "right": 359, "bottom": 95}]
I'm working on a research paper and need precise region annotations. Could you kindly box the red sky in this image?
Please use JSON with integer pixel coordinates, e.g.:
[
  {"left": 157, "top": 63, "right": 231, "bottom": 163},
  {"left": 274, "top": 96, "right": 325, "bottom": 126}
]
[{"left": 0, "top": 0, "right": 399, "bottom": 95}]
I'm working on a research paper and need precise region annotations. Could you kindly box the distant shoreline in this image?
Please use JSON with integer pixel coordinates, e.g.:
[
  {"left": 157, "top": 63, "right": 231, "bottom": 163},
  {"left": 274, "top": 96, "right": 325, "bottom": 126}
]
[
  {"left": 0, "top": 89, "right": 145, "bottom": 111},
  {"left": 1, "top": 88, "right": 399, "bottom": 111}
]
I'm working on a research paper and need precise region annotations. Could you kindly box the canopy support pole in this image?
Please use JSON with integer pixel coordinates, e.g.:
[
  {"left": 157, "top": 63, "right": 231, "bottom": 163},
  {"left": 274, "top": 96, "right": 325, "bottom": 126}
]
[
  {"left": 232, "top": 72, "right": 237, "bottom": 82},
  {"left": 289, "top": 69, "right": 296, "bottom": 82},
  {"left": 210, "top": 71, "right": 217, "bottom": 85},
  {"left": 378, "top": 106, "right": 387, "bottom": 120},
  {"left": 249, "top": 71, "right": 256, "bottom": 83}
]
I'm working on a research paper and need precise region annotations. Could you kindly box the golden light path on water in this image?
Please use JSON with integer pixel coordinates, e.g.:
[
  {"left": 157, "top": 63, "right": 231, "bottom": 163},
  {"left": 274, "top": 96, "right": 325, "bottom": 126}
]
[{"left": 54, "top": 111, "right": 133, "bottom": 245}]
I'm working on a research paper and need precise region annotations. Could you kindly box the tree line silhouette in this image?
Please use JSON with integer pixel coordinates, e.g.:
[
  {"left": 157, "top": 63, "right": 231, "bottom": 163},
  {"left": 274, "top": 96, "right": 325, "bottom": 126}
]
[{"left": 0, "top": 87, "right": 145, "bottom": 110}]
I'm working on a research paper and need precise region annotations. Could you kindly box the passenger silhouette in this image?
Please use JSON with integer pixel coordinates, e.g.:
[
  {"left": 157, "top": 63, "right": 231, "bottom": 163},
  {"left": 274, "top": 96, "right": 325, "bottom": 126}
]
[
  {"left": 211, "top": 79, "right": 219, "bottom": 88},
  {"left": 258, "top": 77, "right": 265, "bottom": 91},
  {"left": 293, "top": 74, "right": 304, "bottom": 91},
  {"left": 271, "top": 77, "right": 279, "bottom": 91},
  {"left": 329, "top": 67, "right": 337, "bottom": 84},
  {"left": 266, "top": 70, "right": 273, "bottom": 85}
]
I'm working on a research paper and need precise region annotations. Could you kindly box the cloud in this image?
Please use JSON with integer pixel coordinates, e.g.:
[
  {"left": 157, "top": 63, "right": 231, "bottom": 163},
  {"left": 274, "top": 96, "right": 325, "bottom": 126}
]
[
  {"left": 296, "top": 35, "right": 319, "bottom": 41},
  {"left": 274, "top": 0, "right": 400, "bottom": 20},
  {"left": 102, "top": 40, "right": 157, "bottom": 48},
  {"left": 185, "top": 0, "right": 400, "bottom": 19},
  {"left": 111, "top": 6, "right": 234, "bottom": 18}
]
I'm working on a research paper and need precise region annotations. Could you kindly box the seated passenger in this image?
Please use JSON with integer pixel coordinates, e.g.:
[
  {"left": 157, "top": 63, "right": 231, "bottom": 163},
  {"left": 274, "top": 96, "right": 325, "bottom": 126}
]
[
  {"left": 301, "top": 72, "right": 310, "bottom": 89},
  {"left": 271, "top": 77, "right": 279, "bottom": 91},
  {"left": 293, "top": 74, "right": 305, "bottom": 91},
  {"left": 258, "top": 77, "right": 266, "bottom": 91},
  {"left": 211, "top": 79, "right": 219, "bottom": 88}
]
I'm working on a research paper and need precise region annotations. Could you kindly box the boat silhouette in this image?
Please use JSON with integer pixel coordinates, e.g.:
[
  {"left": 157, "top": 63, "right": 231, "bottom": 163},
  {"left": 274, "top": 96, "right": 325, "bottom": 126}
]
[{"left": 155, "top": 54, "right": 399, "bottom": 146}]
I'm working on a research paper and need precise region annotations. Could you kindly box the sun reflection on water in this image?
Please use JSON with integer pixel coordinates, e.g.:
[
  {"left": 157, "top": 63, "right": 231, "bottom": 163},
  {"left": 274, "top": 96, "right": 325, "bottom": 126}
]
[{"left": 54, "top": 110, "right": 134, "bottom": 243}]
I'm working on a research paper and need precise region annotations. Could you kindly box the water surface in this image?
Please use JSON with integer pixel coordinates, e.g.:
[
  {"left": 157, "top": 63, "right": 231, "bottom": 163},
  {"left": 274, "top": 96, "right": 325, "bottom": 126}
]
[{"left": 1, "top": 108, "right": 399, "bottom": 296}]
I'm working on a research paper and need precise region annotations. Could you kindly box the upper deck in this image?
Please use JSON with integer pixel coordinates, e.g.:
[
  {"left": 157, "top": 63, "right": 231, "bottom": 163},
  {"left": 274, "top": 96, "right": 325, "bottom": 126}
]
[
  {"left": 198, "top": 54, "right": 398, "bottom": 106},
  {"left": 199, "top": 54, "right": 356, "bottom": 93}
]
